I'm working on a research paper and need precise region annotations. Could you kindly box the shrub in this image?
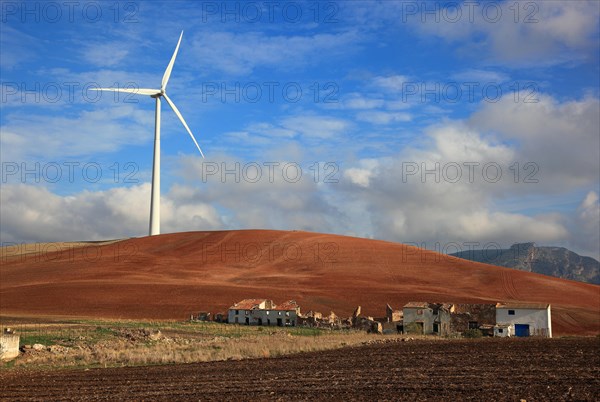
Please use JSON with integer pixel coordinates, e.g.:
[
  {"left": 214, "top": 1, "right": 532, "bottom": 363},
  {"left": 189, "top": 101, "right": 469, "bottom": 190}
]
[
  {"left": 404, "top": 323, "right": 423, "bottom": 335},
  {"left": 462, "top": 329, "right": 483, "bottom": 338}
]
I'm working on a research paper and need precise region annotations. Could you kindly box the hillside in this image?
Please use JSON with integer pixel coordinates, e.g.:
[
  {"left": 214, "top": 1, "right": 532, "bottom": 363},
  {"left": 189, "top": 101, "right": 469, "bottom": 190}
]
[
  {"left": 1, "top": 230, "right": 599, "bottom": 335},
  {"left": 451, "top": 243, "right": 600, "bottom": 284}
]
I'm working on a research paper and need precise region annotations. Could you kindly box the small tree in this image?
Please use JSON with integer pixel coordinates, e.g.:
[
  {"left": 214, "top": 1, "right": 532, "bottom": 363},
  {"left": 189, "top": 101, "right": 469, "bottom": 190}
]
[
  {"left": 462, "top": 329, "right": 483, "bottom": 338},
  {"left": 404, "top": 322, "right": 423, "bottom": 335}
]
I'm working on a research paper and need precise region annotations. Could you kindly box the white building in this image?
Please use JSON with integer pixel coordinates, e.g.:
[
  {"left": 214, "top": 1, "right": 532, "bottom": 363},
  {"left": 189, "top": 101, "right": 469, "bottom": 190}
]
[
  {"left": 1, "top": 331, "right": 20, "bottom": 361},
  {"left": 494, "top": 303, "right": 552, "bottom": 338},
  {"left": 228, "top": 299, "right": 300, "bottom": 327}
]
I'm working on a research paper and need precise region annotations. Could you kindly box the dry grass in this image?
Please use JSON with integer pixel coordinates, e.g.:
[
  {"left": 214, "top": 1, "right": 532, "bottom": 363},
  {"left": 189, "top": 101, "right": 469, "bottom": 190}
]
[
  {"left": 1, "top": 320, "right": 411, "bottom": 369},
  {"left": 60, "top": 332, "right": 380, "bottom": 367}
]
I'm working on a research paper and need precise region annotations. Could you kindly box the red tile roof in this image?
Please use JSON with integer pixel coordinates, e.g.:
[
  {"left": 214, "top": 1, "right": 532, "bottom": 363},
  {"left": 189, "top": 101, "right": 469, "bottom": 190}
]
[
  {"left": 229, "top": 299, "right": 269, "bottom": 310},
  {"left": 228, "top": 299, "right": 299, "bottom": 311},
  {"left": 273, "top": 300, "right": 299, "bottom": 311}
]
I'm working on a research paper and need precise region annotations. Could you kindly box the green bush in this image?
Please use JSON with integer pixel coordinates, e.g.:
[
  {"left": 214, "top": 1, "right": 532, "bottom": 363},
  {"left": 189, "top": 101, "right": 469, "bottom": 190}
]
[
  {"left": 404, "top": 322, "right": 423, "bottom": 335},
  {"left": 462, "top": 329, "right": 483, "bottom": 338}
]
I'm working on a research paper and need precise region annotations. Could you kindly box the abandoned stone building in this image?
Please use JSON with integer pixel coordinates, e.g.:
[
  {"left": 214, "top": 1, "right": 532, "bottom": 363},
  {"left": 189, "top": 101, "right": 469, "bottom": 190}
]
[
  {"left": 385, "top": 304, "right": 402, "bottom": 323},
  {"left": 227, "top": 299, "right": 300, "bottom": 327},
  {"left": 450, "top": 304, "right": 497, "bottom": 336},
  {"left": 402, "top": 302, "right": 453, "bottom": 335}
]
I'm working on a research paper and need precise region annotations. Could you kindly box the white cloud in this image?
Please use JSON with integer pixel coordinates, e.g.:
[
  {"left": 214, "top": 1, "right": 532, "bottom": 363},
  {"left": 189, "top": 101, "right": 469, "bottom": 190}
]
[
  {"left": 189, "top": 30, "right": 361, "bottom": 75},
  {"left": 281, "top": 115, "right": 351, "bottom": 139},
  {"left": 0, "top": 104, "right": 153, "bottom": 160},
  {"left": 412, "top": 1, "right": 600, "bottom": 66},
  {"left": 469, "top": 95, "right": 600, "bottom": 191},
  {"left": 450, "top": 69, "right": 510, "bottom": 84},
  {"left": 0, "top": 183, "right": 222, "bottom": 243},
  {"left": 82, "top": 42, "right": 130, "bottom": 68},
  {"left": 235, "top": 115, "right": 352, "bottom": 142},
  {"left": 356, "top": 111, "right": 411, "bottom": 125},
  {"left": 245, "top": 123, "right": 296, "bottom": 139},
  {"left": 0, "top": 26, "right": 39, "bottom": 70},
  {"left": 570, "top": 191, "right": 600, "bottom": 258},
  {"left": 372, "top": 75, "right": 411, "bottom": 92},
  {"left": 343, "top": 159, "right": 379, "bottom": 188},
  {"left": 343, "top": 94, "right": 385, "bottom": 110},
  {"left": 339, "top": 94, "right": 599, "bottom": 255}
]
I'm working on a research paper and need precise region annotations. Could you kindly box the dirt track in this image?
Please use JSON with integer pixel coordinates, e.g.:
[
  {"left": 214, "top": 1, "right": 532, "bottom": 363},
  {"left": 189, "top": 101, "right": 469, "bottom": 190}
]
[{"left": 1, "top": 338, "right": 598, "bottom": 401}]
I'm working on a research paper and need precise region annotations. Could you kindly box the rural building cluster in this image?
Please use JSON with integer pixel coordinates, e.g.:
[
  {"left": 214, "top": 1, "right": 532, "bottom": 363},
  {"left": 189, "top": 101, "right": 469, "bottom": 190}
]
[
  {"left": 193, "top": 299, "right": 552, "bottom": 338},
  {"left": 401, "top": 302, "right": 552, "bottom": 338}
]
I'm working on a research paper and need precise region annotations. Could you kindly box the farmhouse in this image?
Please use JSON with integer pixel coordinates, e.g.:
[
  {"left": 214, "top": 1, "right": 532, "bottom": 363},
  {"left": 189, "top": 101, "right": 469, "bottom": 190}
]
[
  {"left": 495, "top": 303, "right": 552, "bottom": 338},
  {"left": 450, "top": 303, "right": 497, "bottom": 335},
  {"left": 228, "top": 299, "right": 300, "bottom": 327},
  {"left": 402, "top": 302, "right": 453, "bottom": 335}
]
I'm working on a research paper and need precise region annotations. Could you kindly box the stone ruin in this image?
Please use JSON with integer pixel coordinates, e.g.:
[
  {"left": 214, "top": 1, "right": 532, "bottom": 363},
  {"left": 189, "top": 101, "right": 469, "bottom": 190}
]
[
  {"left": 299, "top": 310, "right": 347, "bottom": 329},
  {"left": 1, "top": 328, "right": 20, "bottom": 361}
]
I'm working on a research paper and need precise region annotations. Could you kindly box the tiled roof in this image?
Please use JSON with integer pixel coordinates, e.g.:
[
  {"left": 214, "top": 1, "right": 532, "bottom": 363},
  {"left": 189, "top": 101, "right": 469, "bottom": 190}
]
[
  {"left": 229, "top": 299, "right": 269, "bottom": 310},
  {"left": 403, "top": 302, "right": 429, "bottom": 308},
  {"left": 274, "top": 300, "right": 299, "bottom": 311},
  {"left": 496, "top": 302, "right": 549, "bottom": 309},
  {"left": 229, "top": 299, "right": 300, "bottom": 311}
]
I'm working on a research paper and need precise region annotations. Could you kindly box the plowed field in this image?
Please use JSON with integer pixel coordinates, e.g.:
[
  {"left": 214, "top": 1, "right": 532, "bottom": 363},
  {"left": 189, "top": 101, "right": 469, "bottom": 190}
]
[{"left": 1, "top": 337, "right": 598, "bottom": 401}]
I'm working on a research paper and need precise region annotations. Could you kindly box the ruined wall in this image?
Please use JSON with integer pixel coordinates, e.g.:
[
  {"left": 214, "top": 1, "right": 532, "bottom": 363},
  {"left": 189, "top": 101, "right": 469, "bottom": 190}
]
[
  {"left": 450, "top": 304, "right": 496, "bottom": 333},
  {"left": 0, "top": 334, "right": 20, "bottom": 361},
  {"left": 403, "top": 307, "right": 435, "bottom": 334}
]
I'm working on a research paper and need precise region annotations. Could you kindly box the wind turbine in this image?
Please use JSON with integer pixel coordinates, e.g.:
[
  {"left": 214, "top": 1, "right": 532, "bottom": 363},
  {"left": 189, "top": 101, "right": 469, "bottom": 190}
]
[{"left": 92, "top": 31, "right": 204, "bottom": 236}]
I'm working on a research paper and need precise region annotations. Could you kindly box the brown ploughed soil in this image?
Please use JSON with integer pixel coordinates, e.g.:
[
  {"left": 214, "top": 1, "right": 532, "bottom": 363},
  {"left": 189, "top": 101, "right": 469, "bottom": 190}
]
[{"left": 0, "top": 337, "right": 598, "bottom": 401}]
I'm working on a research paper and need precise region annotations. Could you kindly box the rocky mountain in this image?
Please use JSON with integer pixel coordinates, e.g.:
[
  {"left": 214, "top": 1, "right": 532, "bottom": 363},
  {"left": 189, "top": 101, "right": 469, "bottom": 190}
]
[{"left": 451, "top": 243, "right": 600, "bottom": 284}]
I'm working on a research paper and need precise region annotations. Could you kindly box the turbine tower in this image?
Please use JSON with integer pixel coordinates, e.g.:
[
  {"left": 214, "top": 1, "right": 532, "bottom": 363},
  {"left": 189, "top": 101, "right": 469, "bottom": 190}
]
[{"left": 92, "top": 31, "right": 204, "bottom": 236}]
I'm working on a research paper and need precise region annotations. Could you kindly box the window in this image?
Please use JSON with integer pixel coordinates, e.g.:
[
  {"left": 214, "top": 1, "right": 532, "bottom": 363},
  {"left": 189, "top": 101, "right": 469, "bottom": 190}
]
[
  {"left": 266, "top": 311, "right": 269, "bottom": 315},
  {"left": 508, "top": 310, "right": 515, "bottom": 315},
  {"left": 498, "top": 328, "right": 503, "bottom": 333},
  {"left": 245, "top": 310, "right": 249, "bottom": 316},
  {"left": 278, "top": 311, "right": 282, "bottom": 316},
  {"left": 235, "top": 310, "right": 239, "bottom": 315},
  {"left": 417, "top": 309, "right": 423, "bottom": 315},
  {"left": 285, "top": 311, "right": 290, "bottom": 316},
  {"left": 468, "top": 321, "right": 478, "bottom": 329}
]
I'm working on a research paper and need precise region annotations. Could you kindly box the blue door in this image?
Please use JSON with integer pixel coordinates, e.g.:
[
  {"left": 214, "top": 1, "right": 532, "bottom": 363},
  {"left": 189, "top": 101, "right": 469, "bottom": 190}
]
[{"left": 515, "top": 324, "right": 530, "bottom": 337}]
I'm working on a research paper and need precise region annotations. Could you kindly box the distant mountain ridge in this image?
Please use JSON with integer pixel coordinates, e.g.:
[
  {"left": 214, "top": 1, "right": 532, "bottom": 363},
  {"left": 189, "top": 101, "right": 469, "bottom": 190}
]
[{"left": 451, "top": 243, "right": 600, "bottom": 284}]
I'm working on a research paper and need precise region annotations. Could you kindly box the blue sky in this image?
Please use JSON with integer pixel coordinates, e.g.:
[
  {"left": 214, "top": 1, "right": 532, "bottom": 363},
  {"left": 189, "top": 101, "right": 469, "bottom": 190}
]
[{"left": 1, "top": 1, "right": 599, "bottom": 258}]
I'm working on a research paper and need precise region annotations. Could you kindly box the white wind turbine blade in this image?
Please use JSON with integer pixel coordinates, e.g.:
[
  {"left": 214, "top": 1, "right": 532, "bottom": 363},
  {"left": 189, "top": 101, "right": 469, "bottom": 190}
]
[
  {"left": 163, "top": 93, "right": 205, "bottom": 158},
  {"left": 90, "top": 88, "right": 161, "bottom": 96},
  {"left": 162, "top": 31, "right": 184, "bottom": 91}
]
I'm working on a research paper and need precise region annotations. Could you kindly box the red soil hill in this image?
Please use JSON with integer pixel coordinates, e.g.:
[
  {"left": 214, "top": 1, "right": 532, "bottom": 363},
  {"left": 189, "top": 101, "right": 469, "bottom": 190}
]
[{"left": 1, "top": 230, "right": 598, "bottom": 335}]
